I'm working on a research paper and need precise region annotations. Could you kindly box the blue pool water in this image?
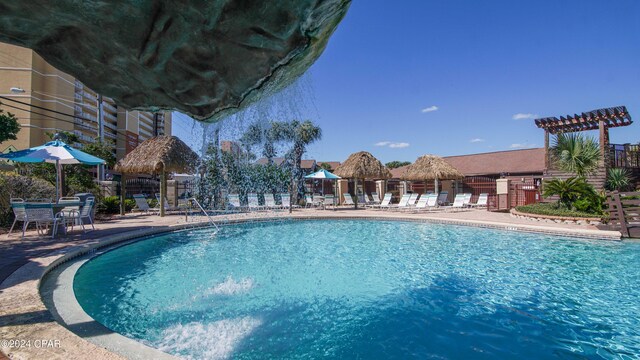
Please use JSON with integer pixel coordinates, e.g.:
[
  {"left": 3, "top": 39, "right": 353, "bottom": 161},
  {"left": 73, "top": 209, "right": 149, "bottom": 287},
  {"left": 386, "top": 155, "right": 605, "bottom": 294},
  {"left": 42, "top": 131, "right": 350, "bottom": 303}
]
[{"left": 74, "top": 220, "right": 640, "bottom": 359}]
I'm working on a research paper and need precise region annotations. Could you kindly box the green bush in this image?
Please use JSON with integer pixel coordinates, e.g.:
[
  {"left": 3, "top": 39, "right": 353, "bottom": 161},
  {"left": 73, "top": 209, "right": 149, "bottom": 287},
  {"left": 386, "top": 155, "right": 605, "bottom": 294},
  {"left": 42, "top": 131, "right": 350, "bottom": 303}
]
[
  {"left": 97, "top": 196, "right": 136, "bottom": 214},
  {"left": 516, "top": 203, "right": 600, "bottom": 218},
  {"left": 0, "top": 171, "right": 56, "bottom": 227}
]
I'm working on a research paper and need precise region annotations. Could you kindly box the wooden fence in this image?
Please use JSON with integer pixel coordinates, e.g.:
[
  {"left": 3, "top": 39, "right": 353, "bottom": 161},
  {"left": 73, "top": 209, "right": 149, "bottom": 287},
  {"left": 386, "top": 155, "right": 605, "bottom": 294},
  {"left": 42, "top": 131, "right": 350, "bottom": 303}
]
[{"left": 605, "top": 191, "right": 640, "bottom": 238}]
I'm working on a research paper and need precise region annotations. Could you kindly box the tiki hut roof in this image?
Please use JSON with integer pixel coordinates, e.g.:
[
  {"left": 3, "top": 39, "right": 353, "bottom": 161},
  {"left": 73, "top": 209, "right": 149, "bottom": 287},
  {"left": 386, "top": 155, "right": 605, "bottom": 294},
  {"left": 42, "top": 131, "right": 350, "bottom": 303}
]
[
  {"left": 115, "top": 136, "right": 199, "bottom": 174},
  {"left": 400, "top": 155, "right": 464, "bottom": 181},
  {"left": 334, "top": 151, "right": 392, "bottom": 179}
]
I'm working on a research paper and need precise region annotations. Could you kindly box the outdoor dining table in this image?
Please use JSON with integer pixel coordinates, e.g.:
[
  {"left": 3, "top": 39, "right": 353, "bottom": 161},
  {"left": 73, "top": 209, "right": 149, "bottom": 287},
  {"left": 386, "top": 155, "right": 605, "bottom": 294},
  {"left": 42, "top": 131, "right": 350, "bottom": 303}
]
[{"left": 11, "top": 201, "right": 84, "bottom": 235}]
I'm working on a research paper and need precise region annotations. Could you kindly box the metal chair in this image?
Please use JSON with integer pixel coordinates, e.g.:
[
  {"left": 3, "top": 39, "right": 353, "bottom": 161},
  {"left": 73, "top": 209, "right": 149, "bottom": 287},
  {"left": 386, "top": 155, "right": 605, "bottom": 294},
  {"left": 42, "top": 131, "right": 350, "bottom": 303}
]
[
  {"left": 23, "top": 205, "right": 63, "bottom": 239},
  {"left": 58, "top": 196, "right": 81, "bottom": 232},
  {"left": 8, "top": 198, "right": 26, "bottom": 236},
  {"left": 66, "top": 197, "right": 95, "bottom": 232}
]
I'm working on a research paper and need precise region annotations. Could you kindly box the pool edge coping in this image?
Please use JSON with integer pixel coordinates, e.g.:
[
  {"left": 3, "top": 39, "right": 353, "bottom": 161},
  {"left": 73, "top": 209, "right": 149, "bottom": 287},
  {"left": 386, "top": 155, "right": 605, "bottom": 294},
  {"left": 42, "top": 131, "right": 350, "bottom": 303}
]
[{"left": 0, "top": 212, "right": 622, "bottom": 359}]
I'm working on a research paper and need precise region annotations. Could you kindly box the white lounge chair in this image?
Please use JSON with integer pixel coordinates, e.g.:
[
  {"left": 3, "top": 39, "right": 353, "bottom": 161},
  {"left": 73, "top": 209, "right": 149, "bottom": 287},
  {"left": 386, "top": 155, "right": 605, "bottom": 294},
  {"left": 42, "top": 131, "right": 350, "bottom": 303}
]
[
  {"left": 366, "top": 193, "right": 391, "bottom": 209},
  {"left": 440, "top": 194, "right": 468, "bottom": 212},
  {"left": 247, "top": 193, "right": 264, "bottom": 211},
  {"left": 412, "top": 193, "right": 438, "bottom": 212},
  {"left": 370, "top": 192, "right": 381, "bottom": 204},
  {"left": 280, "top": 193, "right": 300, "bottom": 209},
  {"left": 264, "top": 194, "right": 281, "bottom": 210},
  {"left": 342, "top": 193, "right": 356, "bottom": 207},
  {"left": 386, "top": 193, "right": 412, "bottom": 211},
  {"left": 436, "top": 191, "right": 449, "bottom": 206},
  {"left": 469, "top": 193, "right": 489, "bottom": 209},
  {"left": 132, "top": 194, "right": 159, "bottom": 214},
  {"left": 155, "top": 193, "right": 182, "bottom": 212},
  {"left": 227, "top": 194, "right": 246, "bottom": 211},
  {"left": 462, "top": 193, "right": 472, "bottom": 207}
]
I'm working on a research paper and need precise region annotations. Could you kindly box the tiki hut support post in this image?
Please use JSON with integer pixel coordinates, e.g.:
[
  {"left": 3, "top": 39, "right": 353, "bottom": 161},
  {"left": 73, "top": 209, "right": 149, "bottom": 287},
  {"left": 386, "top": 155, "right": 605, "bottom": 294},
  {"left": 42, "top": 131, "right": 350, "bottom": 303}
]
[
  {"left": 160, "top": 168, "right": 167, "bottom": 217},
  {"left": 120, "top": 174, "right": 126, "bottom": 215},
  {"left": 434, "top": 178, "right": 439, "bottom": 195}
]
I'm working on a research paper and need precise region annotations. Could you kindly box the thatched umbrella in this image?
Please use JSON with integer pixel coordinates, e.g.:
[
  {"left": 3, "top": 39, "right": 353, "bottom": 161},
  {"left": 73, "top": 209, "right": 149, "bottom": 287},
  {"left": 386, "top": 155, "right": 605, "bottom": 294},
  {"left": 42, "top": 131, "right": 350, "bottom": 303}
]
[
  {"left": 115, "top": 136, "right": 199, "bottom": 216},
  {"left": 334, "top": 151, "right": 392, "bottom": 208},
  {"left": 400, "top": 155, "right": 464, "bottom": 195}
]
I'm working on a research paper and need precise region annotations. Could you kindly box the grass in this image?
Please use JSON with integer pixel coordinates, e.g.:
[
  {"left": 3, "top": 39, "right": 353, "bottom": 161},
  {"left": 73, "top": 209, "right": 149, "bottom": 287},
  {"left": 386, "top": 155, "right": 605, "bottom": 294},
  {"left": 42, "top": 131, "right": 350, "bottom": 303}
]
[{"left": 515, "top": 203, "right": 601, "bottom": 218}]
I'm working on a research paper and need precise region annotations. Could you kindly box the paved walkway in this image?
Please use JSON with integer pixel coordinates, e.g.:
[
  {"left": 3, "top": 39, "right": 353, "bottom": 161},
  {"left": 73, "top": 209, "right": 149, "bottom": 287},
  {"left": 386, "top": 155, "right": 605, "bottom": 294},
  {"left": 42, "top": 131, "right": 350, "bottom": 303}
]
[{"left": 0, "top": 208, "right": 621, "bottom": 359}]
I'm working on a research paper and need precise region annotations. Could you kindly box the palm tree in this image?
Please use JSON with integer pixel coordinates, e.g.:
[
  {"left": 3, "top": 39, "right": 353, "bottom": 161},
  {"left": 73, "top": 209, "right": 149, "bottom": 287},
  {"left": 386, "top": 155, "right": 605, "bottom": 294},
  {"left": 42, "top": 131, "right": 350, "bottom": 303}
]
[
  {"left": 240, "top": 123, "right": 277, "bottom": 164},
  {"left": 552, "top": 133, "right": 600, "bottom": 177}
]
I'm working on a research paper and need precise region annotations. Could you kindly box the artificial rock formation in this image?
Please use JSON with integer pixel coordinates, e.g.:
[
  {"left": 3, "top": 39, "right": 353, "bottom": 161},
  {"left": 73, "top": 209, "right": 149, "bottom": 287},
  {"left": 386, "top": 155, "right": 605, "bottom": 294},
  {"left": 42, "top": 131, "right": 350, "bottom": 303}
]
[{"left": 0, "top": 0, "right": 350, "bottom": 121}]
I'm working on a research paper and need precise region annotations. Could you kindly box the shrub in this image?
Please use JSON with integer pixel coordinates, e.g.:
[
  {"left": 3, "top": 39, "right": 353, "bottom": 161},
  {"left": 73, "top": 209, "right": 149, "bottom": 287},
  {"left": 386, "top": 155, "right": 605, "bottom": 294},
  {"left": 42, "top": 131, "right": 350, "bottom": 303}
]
[
  {"left": 606, "top": 168, "right": 632, "bottom": 192},
  {"left": 97, "top": 196, "right": 136, "bottom": 214},
  {"left": 516, "top": 203, "right": 600, "bottom": 218},
  {"left": 0, "top": 171, "right": 56, "bottom": 227}
]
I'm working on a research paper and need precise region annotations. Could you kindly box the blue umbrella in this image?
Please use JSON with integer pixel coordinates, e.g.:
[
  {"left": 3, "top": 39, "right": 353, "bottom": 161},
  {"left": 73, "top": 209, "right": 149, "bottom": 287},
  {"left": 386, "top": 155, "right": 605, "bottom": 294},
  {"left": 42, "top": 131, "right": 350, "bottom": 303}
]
[
  {"left": 304, "top": 169, "right": 341, "bottom": 196},
  {"left": 0, "top": 139, "right": 105, "bottom": 200}
]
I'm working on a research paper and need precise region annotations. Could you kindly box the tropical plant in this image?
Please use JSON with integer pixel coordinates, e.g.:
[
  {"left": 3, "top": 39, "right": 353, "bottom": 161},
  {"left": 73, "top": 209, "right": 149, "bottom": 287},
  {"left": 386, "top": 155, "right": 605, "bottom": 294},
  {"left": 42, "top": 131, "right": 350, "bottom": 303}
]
[
  {"left": 319, "top": 162, "right": 333, "bottom": 171},
  {"left": 543, "top": 177, "right": 602, "bottom": 213},
  {"left": 278, "top": 120, "right": 322, "bottom": 202},
  {"left": 605, "top": 168, "right": 632, "bottom": 192},
  {"left": 551, "top": 133, "right": 600, "bottom": 177},
  {"left": 0, "top": 109, "right": 20, "bottom": 144},
  {"left": 385, "top": 161, "right": 411, "bottom": 169}
]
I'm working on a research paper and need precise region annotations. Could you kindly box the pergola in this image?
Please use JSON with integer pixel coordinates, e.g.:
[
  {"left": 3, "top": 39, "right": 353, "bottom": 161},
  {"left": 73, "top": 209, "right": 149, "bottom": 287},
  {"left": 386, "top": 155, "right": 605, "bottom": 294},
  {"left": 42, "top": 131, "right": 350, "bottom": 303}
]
[{"left": 534, "top": 106, "right": 632, "bottom": 170}]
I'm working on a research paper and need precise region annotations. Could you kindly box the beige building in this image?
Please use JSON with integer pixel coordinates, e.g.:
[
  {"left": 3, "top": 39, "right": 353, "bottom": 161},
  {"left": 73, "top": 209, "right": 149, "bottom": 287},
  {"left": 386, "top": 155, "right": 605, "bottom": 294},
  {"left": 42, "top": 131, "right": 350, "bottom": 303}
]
[{"left": 0, "top": 42, "right": 172, "bottom": 168}]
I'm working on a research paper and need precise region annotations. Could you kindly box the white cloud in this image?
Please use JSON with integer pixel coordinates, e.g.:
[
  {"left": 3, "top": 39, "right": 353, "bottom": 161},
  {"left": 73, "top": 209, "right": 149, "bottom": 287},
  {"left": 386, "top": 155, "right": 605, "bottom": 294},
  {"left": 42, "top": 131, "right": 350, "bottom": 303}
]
[
  {"left": 470, "top": 138, "right": 485, "bottom": 143},
  {"left": 510, "top": 143, "right": 537, "bottom": 149},
  {"left": 512, "top": 113, "right": 538, "bottom": 120},
  {"left": 421, "top": 105, "right": 439, "bottom": 113},
  {"left": 389, "top": 142, "right": 410, "bottom": 148},
  {"left": 375, "top": 141, "right": 410, "bottom": 149}
]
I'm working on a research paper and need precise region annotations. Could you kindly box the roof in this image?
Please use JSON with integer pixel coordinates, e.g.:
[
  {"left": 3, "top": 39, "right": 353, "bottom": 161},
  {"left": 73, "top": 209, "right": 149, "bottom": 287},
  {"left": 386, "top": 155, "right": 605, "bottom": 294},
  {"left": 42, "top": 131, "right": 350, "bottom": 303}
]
[
  {"left": 317, "top": 161, "right": 341, "bottom": 170},
  {"left": 334, "top": 151, "right": 392, "bottom": 179},
  {"left": 256, "top": 157, "right": 316, "bottom": 169},
  {"left": 114, "top": 136, "right": 199, "bottom": 174},
  {"left": 389, "top": 148, "right": 545, "bottom": 178},
  {"left": 535, "top": 106, "right": 632, "bottom": 134}
]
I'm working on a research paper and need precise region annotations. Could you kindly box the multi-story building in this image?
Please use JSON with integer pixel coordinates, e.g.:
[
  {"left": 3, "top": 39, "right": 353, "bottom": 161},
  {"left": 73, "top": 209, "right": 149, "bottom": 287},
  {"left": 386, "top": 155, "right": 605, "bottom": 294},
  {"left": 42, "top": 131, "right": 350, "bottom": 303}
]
[{"left": 0, "top": 42, "right": 172, "bottom": 170}]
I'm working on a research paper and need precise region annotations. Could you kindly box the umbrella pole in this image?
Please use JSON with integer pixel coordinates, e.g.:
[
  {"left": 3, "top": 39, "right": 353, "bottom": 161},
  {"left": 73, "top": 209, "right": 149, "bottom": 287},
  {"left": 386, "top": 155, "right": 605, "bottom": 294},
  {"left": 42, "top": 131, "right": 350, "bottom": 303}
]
[
  {"left": 56, "top": 160, "right": 61, "bottom": 201},
  {"left": 160, "top": 169, "right": 166, "bottom": 217}
]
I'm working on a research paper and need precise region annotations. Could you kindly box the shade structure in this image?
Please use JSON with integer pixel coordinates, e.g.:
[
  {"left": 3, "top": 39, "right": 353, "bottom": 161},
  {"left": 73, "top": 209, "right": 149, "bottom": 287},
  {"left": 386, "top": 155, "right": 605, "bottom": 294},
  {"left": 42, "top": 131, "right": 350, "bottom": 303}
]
[
  {"left": 0, "top": 139, "right": 105, "bottom": 200},
  {"left": 400, "top": 155, "right": 464, "bottom": 195},
  {"left": 114, "top": 136, "right": 199, "bottom": 216},
  {"left": 334, "top": 151, "right": 391, "bottom": 208}
]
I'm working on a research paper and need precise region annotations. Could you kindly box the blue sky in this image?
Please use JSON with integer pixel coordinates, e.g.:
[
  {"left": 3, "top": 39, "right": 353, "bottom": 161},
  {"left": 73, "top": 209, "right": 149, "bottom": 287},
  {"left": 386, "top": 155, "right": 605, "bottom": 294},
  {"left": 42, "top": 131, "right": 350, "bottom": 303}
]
[{"left": 173, "top": 0, "right": 640, "bottom": 164}]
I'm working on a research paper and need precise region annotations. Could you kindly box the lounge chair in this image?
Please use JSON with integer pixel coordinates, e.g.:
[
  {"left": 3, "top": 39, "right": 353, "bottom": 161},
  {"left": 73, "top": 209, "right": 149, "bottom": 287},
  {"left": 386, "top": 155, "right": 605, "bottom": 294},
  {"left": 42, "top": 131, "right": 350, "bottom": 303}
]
[
  {"left": 462, "top": 193, "right": 472, "bottom": 207},
  {"left": 436, "top": 191, "right": 449, "bottom": 206},
  {"left": 227, "top": 194, "right": 246, "bottom": 211},
  {"left": 247, "top": 193, "right": 264, "bottom": 211},
  {"left": 155, "top": 193, "right": 182, "bottom": 212},
  {"left": 264, "top": 193, "right": 281, "bottom": 210},
  {"left": 366, "top": 193, "right": 391, "bottom": 209},
  {"left": 370, "top": 192, "right": 381, "bottom": 204},
  {"left": 322, "top": 194, "right": 336, "bottom": 209},
  {"left": 280, "top": 193, "right": 300, "bottom": 209},
  {"left": 132, "top": 194, "right": 159, "bottom": 214},
  {"left": 413, "top": 194, "right": 438, "bottom": 212},
  {"left": 469, "top": 193, "right": 489, "bottom": 209},
  {"left": 440, "top": 194, "right": 468, "bottom": 212},
  {"left": 407, "top": 193, "right": 419, "bottom": 207},
  {"left": 386, "top": 193, "right": 412, "bottom": 211},
  {"left": 342, "top": 193, "right": 356, "bottom": 207}
]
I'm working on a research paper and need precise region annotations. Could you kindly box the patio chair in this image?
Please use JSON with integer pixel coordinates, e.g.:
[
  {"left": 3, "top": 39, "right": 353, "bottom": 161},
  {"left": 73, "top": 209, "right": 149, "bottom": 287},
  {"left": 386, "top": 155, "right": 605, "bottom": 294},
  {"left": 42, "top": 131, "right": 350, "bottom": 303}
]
[
  {"left": 66, "top": 196, "right": 96, "bottom": 232},
  {"left": 436, "top": 191, "right": 449, "bottom": 206},
  {"left": 386, "top": 193, "right": 412, "bottom": 211},
  {"left": 24, "top": 204, "right": 64, "bottom": 239},
  {"left": 132, "top": 194, "right": 158, "bottom": 214},
  {"left": 440, "top": 194, "right": 468, "bottom": 212},
  {"left": 279, "top": 193, "right": 300, "bottom": 209},
  {"left": 323, "top": 194, "right": 336, "bottom": 209},
  {"left": 57, "top": 196, "right": 81, "bottom": 231},
  {"left": 305, "top": 194, "right": 314, "bottom": 208},
  {"left": 264, "top": 193, "right": 281, "bottom": 210},
  {"left": 413, "top": 194, "right": 438, "bottom": 212},
  {"left": 469, "top": 193, "right": 489, "bottom": 209},
  {"left": 8, "top": 198, "right": 27, "bottom": 236},
  {"left": 248, "top": 193, "right": 264, "bottom": 211},
  {"left": 227, "top": 194, "right": 246, "bottom": 211},
  {"left": 367, "top": 193, "right": 392, "bottom": 209},
  {"left": 155, "top": 193, "right": 182, "bottom": 212},
  {"left": 342, "top": 193, "right": 356, "bottom": 207}
]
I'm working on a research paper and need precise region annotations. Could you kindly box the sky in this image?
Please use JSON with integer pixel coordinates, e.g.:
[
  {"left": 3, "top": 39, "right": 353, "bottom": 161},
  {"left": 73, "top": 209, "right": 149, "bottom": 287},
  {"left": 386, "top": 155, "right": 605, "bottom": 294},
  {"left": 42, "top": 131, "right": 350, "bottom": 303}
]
[{"left": 172, "top": 0, "right": 640, "bottom": 164}]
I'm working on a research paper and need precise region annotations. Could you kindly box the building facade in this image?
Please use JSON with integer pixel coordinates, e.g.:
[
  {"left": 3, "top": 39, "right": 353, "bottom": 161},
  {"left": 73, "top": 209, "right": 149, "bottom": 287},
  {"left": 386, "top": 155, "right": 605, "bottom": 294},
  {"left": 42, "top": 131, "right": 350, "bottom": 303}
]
[{"left": 0, "top": 42, "right": 172, "bottom": 168}]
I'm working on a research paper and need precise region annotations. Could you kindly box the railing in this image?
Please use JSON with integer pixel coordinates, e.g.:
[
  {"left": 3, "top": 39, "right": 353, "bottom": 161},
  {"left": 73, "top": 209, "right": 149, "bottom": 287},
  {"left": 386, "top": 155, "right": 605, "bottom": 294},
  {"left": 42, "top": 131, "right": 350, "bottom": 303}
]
[
  {"left": 604, "top": 191, "right": 640, "bottom": 238},
  {"left": 185, "top": 197, "right": 219, "bottom": 234},
  {"left": 609, "top": 143, "right": 640, "bottom": 169}
]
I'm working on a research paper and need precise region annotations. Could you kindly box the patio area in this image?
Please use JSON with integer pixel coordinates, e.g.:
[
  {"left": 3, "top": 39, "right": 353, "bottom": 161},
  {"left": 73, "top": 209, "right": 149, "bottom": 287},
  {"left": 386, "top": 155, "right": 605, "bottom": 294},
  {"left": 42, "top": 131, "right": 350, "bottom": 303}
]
[{"left": 0, "top": 209, "right": 622, "bottom": 359}]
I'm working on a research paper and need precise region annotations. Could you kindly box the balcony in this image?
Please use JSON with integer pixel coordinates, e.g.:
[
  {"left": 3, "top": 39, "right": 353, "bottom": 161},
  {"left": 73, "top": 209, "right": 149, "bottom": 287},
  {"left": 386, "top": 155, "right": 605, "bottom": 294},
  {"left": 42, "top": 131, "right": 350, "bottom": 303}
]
[
  {"left": 83, "top": 91, "right": 97, "bottom": 101},
  {"left": 103, "top": 102, "right": 117, "bottom": 113},
  {"left": 103, "top": 121, "right": 117, "bottom": 130},
  {"left": 104, "top": 112, "right": 117, "bottom": 122},
  {"left": 104, "top": 131, "right": 117, "bottom": 140}
]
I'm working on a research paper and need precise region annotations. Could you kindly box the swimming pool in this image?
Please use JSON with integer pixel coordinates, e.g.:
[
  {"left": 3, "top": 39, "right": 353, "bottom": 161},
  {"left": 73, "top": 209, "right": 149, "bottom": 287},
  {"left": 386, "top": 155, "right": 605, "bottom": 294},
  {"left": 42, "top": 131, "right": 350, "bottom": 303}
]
[{"left": 74, "top": 219, "right": 640, "bottom": 359}]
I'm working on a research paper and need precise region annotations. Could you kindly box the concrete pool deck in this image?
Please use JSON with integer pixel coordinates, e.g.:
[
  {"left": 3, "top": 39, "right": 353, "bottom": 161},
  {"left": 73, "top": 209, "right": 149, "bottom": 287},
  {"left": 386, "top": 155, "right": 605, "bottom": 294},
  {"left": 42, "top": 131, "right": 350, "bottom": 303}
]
[{"left": 0, "top": 208, "right": 621, "bottom": 359}]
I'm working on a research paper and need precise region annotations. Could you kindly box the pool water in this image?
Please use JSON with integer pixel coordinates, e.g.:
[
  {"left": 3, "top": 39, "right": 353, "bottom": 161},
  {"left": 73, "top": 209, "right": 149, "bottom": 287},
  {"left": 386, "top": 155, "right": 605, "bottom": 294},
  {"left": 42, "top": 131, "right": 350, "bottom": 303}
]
[{"left": 74, "top": 220, "right": 640, "bottom": 359}]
